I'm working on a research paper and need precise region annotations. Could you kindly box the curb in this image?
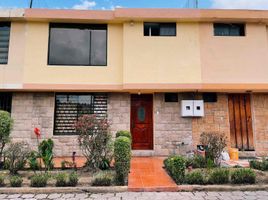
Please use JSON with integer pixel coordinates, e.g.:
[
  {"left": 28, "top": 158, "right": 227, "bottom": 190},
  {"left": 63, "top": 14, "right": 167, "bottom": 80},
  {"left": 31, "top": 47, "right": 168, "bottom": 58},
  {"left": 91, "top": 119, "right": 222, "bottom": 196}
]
[
  {"left": 0, "top": 186, "right": 128, "bottom": 194},
  {"left": 0, "top": 185, "right": 267, "bottom": 194},
  {"left": 179, "top": 184, "right": 268, "bottom": 192}
]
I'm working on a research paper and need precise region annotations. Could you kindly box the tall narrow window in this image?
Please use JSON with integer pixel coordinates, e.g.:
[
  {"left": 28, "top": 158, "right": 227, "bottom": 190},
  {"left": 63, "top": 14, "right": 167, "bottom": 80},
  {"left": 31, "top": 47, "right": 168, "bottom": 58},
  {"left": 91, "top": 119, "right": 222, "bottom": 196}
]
[
  {"left": 48, "top": 23, "right": 107, "bottom": 66},
  {"left": 0, "top": 92, "right": 12, "bottom": 112},
  {"left": 144, "top": 23, "right": 176, "bottom": 36},
  {"left": 214, "top": 23, "right": 245, "bottom": 36},
  {"left": 0, "top": 22, "right": 11, "bottom": 64},
  {"left": 54, "top": 93, "right": 107, "bottom": 135}
]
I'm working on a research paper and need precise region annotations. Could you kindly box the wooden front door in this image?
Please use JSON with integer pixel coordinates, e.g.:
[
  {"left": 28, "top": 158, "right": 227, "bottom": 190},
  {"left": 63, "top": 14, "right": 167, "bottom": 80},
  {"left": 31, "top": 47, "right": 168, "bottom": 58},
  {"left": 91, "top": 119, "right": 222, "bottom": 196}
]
[
  {"left": 131, "top": 94, "right": 153, "bottom": 150},
  {"left": 228, "top": 94, "right": 254, "bottom": 151}
]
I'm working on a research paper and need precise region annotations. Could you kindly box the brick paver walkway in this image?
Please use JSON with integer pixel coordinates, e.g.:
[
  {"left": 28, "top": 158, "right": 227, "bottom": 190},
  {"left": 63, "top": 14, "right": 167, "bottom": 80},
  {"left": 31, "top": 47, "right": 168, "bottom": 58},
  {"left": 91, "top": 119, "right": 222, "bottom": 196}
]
[
  {"left": 128, "top": 157, "right": 178, "bottom": 192},
  {"left": 0, "top": 191, "right": 267, "bottom": 200}
]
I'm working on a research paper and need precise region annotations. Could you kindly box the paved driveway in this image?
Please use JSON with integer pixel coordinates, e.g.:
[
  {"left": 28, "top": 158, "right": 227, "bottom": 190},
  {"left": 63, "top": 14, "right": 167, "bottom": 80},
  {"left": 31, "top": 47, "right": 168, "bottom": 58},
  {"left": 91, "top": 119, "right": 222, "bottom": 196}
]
[{"left": 0, "top": 191, "right": 267, "bottom": 200}]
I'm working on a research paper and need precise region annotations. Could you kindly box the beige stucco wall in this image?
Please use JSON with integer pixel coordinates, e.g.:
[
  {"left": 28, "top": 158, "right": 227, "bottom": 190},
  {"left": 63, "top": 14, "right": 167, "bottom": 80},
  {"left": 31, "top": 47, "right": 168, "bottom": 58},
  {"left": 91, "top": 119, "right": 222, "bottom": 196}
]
[
  {"left": 200, "top": 23, "right": 268, "bottom": 84},
  {"left": 22, "top": 22, "right": 123, "bottom": 85},
  {"left": 1, "top": 20, "right": 268, "bottom": 90},
  {"left": 0, "top": 22, "right": 26, "bottom": 89},
  {"left": 123, "top": 22, "right": 202, "bottom": 84}
]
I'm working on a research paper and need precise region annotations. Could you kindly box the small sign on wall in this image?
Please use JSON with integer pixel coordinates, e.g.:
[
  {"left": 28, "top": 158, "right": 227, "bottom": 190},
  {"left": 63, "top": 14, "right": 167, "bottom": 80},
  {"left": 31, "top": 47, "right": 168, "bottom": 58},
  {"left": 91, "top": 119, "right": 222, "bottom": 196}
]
[{"left": 181, "top": 100, "right": 204, "bottom": 117}]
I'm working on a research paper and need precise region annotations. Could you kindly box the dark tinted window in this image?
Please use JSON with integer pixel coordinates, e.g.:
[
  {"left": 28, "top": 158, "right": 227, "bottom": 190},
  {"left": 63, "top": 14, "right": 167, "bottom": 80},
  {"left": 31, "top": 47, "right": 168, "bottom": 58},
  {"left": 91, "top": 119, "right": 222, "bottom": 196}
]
[
  {"left": 214, "top": 23, "right": 245, "bottom": 36},
  {"left": 0, "top": 92, "right": 12, "bottom": 112},
  {"left": 165, "top": 93, "right": 178, "bottom": 102},
  {"left": 48, "top": 23, "right": 107, "bottom": 66},
  {"left": 203, "top": 93, "right": 217, "bottom": 103},
  {"left": 54, "top": 93, "right": 107, "bottom": 135},
  {"left": 0, "top": 22, "right": 11, "bottom": 64},
  {"left": 144, "top": 23, "right": 176, "bottom": 36}
]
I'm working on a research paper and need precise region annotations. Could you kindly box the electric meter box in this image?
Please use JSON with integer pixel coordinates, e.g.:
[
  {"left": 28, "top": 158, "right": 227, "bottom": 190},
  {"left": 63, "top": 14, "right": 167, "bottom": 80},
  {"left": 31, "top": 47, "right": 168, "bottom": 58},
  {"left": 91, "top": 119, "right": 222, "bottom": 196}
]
[{"left": 181, "top": 100, "right": 204, "bottom": 117}]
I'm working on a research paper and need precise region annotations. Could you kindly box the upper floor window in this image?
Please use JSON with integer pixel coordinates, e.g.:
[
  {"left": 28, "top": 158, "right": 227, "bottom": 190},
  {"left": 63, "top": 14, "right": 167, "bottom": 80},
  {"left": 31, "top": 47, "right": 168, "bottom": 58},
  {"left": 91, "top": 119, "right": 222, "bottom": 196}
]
[
  {"left": 144, "top": 23, "right": 176, "bottom": 36},
  {"left": 48, "top": 23, "right": 107, "bottom": 66},
  {"left": 0, "top": 22, "right": 11, "bottom": 64},
  {"left": 214, "top": 23, "right": 245, "bottom": 36}
]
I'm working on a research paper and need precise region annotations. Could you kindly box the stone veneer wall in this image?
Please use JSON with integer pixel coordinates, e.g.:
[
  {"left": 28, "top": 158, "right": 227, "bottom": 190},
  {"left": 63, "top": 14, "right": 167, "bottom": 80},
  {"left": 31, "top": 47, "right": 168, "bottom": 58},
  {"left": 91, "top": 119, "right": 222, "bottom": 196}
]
[
  {"left": 11, "top": 92, "right": 83, "bottom": 156},
  {"left": 107, "top": 93, "right": 130, "bottom": 136},
  {"left": 252, "top": 94, "right": 268, "bottom": 156},
  {"left": 192, "top": 94, "right": 231, "bottom": 149},
  {"left": 154, "top": 93, "right": 193, "bottom": 156}
]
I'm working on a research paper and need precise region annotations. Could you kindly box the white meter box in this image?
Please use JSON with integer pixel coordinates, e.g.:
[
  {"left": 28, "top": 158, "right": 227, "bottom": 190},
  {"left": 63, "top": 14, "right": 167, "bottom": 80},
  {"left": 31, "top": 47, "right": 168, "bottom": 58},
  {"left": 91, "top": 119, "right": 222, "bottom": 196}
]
[
  {"left": 181, "top": 100, "right": 204, "bottom": 117},
  {"left": 181, "top": 100, "right": 194, "bottom": 117},
  {"left": 193, "top": 100, "right": 204, "bottom": 117}
]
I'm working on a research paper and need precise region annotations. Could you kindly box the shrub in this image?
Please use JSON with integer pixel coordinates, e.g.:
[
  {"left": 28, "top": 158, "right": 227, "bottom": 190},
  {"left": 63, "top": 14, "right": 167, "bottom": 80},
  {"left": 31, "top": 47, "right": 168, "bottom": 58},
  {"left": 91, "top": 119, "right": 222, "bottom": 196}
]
[
  {"left": 231, "top": 169, "right": 256, "bottom": 184},
  {"left": 114, "top": 136, "right": 131, "bottom": 185},
  {"left": 185, "top": 171, "right": 205, "bottom": 185},
  {"left": 75, "top": 114, "right": 112, "bottom": 171},
  {"left": 92, "top": 171, "right": 114, "bottom": 186},
  {"left": 68, "top": 171, "right": 79, "bottom": 187},
  {"left": 38, "top": 139, "right": 54, "bottom": 171},
  {"left": 164, "top": 155, "right": 186, "bottom": 184},
  {"left": 4, "top": 142, "right": 30, "bottom": 174},
  {"left": 250, "top": 159, "right": 268, "bottom": 171},
  {"left": 116, "top": 130, "right": 132, "bottom": 140},
  {"left": 10, "top": 175, "right": 23, "bottom": 187},
  {"left": 0, "top": 110, "right": 13, "bottom": 164},
  {"left": 98, "top": 158, "right": 110, "bottom": 170},
  {"left": 208, "top": 168, "right": 229, "bottom": 184},
  {"left": 0, "top": 175, "right": 5, "bottom": 187},
  {"left": 200, "top": 132, "right": 227, "bottom": 166},
  {"left": 61, "top": 160, "right": 74, "bottom": 170},
  {"left": 55, "top": 173, "right": 68, "bottom": 187},
  {"left": 186, "top": 155, "right": 207, "bottom": 168},
  {"left": 30, "top": 174, "right": 48, "bottom": 187},
  {"left": 28, "top": 151, "right": 40, "bottom": 172}
]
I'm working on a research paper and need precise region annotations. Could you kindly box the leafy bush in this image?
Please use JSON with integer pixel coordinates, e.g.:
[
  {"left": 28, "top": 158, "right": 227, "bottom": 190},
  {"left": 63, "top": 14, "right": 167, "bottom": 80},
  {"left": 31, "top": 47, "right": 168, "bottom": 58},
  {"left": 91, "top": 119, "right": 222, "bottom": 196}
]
[
  {"left": 98, "top": 158, "right": 110, "bottom": 170},
  {"left": 114, "top": 136, "right": 131, "bottom": 185},
  {"left": 200, "top": 132, "right": 227, "bottom": 166},
  {"left": 10, "top": 175, "right": 23, "bottom": 187},
  {"left": 30, "top": 174, "right": 48, "bottom": 187},
  {"left": 28, "top": 151, "right": 40, "bottom": 172},
  {"left": 38, "top": 139, "right": 54, "bottom": 171},
  {"left": 116, "top": 130, "right": 132, "bottom": 140},
  {"left": 92, "top": 171, "right": 114, "bottom": 186},
  {"left": 231, "top": 169, "right": 256, "bottom": 184},
  {"left": 250, "top": 159, "right": 268, "bottom": 171},
  {"left": 68, "top": 171, "right": 79, "bottom": 187},
  {"left": 55, "top": 173, "right": 68, "bottom": 187},
  {"left": 208, "top": 168, "right": 229, "bottom": 184},
  {"left": 61, "top": 160, "right": 74, "bottom": 170},
  {"left": 4, "top": 142, "right": 30, "bottom": 174},
  {"left": 0, "top": 175, "right": 5, "bottom": 187},
  {"left": 185, "top": 171, "right": 205, "bottom": 185},
  {"left": 75, "top": 114, "right": 112, "bottom": 171},
  {"left": 186, "top": 155, "right": 207, "bottom": 168},
  {"left": 0, "top": 111, "right": 13, "bottom": 164},
  {"left": 164, "top": 155, "right": 186, "bottom": 184}
]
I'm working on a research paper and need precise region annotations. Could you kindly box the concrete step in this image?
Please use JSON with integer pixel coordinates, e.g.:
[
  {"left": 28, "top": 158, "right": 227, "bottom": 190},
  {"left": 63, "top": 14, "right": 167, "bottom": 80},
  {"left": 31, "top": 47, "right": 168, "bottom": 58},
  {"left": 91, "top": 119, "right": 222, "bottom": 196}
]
[
  {"left": 238, "top": 151, "right": 256, "bottom": 159},
  {"left": 131, "top": 150, "right": 155, "bottom": 157}
]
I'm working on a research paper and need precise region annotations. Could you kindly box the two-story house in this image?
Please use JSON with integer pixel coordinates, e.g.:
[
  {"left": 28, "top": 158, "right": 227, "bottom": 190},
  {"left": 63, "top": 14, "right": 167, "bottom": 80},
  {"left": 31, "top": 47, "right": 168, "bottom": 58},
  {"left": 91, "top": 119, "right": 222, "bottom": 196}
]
[{"left": 0, "top": 8, "right": 268, "bottom": 157}]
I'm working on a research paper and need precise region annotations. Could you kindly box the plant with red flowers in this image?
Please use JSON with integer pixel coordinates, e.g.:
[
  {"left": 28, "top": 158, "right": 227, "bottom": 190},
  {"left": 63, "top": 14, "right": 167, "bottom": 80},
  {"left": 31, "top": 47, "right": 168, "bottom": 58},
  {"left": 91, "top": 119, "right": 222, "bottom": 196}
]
[{"left": 75, "top": 114, "right": 112, "bottom": 171}]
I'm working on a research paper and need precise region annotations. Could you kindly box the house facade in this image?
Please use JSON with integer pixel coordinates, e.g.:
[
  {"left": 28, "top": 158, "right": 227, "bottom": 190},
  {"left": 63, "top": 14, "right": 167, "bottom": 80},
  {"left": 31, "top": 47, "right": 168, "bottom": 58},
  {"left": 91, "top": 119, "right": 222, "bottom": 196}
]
[{"left": 0, "top": 8, "right": 268, "bottom": 157}]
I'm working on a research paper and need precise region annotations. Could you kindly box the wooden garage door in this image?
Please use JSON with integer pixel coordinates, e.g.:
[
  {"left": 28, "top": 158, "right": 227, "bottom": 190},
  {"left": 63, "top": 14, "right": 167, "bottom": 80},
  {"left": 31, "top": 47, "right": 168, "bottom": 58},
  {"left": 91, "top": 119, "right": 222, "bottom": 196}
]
[{"left": 228, "top": 94, "right": 254, "bottom": 151}]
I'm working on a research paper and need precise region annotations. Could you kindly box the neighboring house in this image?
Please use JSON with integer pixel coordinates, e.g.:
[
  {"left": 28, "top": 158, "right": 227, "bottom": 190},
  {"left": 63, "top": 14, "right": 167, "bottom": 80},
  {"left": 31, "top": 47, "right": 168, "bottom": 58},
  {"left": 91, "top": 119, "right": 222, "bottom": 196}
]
[{"left": 0, "top": 8, "right": 268, "bottom": 157}]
